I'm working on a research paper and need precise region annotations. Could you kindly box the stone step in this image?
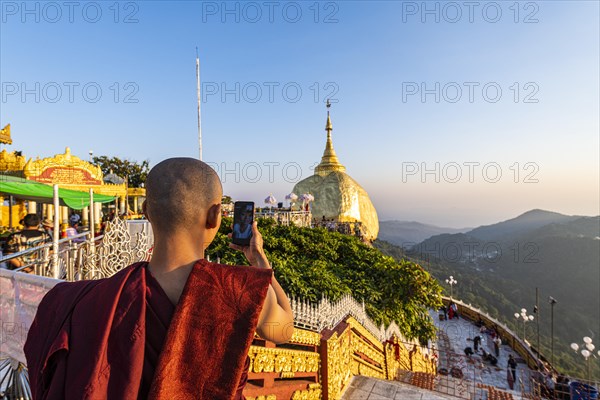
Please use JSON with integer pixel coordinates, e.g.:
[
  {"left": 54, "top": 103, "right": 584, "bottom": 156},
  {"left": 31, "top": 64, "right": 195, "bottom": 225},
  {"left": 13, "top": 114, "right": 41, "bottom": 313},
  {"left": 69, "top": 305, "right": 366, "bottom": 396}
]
[{"left": 342, "top": 376, "right": 459, "bottom": 400}]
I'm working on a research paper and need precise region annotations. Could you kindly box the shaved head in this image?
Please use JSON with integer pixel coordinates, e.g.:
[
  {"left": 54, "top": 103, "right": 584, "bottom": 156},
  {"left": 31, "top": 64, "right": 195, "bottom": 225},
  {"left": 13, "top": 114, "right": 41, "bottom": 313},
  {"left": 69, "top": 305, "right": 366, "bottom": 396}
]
[{"left": 145, "top": 158, "right": 222, "bottom": 234}]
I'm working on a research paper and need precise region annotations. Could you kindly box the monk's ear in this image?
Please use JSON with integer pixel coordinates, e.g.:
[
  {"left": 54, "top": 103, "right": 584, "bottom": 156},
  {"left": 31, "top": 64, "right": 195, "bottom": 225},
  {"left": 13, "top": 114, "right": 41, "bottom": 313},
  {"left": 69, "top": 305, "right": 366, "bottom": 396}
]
[
  {"left": 142, "top": 200, "right": 150, "bottom": 222},
  {"left": 206, "top": 203, "right": 221, "bottom": 229}
]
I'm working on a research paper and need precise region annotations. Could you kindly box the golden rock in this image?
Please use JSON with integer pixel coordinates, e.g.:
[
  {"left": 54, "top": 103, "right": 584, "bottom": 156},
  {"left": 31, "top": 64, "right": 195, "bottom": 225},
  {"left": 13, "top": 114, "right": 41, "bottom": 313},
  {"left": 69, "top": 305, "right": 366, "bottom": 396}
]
[{"left": 292, "top": 106, "right": 379, "bottom": 240}]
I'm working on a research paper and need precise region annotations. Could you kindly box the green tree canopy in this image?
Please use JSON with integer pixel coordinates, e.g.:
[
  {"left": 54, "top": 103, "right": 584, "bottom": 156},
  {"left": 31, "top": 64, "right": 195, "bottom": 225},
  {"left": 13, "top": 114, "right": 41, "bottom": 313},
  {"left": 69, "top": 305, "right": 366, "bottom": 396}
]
[
  {"left": 92, "top": 156, "right": 149, "bottom": 188},
  {"left": 207, "top": 218, "right": 443, "bottom": 342}
]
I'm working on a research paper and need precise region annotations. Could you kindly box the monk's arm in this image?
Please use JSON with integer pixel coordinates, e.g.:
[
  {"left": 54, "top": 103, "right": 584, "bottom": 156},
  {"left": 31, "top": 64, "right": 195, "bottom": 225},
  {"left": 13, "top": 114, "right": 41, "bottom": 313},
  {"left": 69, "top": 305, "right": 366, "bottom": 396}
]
[
  {"left": 229, "top": 222, "right": 294, "bottom": 343},
  {"left": 255, "top": 259, "right": 294, "bottom": 344}
]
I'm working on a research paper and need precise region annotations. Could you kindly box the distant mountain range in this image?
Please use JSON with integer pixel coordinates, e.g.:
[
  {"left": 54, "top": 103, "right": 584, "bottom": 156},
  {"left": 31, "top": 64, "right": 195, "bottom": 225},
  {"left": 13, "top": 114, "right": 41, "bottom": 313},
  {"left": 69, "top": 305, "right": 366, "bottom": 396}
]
[
  {"left": 466, "top": 209, "right": 582, "bottom": 241},
  {"left": 375, "top": 209, "right": 600, "bottom": 376},
  {"left": 411, "top": 210, "right": 598, "bottom": 264},
  {"left": 378, "top": 221, "right": 471, "bottom": 247}
]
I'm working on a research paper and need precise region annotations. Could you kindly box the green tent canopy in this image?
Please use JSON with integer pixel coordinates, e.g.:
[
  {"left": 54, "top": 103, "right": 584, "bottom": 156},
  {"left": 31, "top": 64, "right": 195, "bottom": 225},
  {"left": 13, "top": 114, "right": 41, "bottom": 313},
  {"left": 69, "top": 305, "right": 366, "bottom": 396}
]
[{"left": 0, "top": 175, "right": 116, "bottom": 210}]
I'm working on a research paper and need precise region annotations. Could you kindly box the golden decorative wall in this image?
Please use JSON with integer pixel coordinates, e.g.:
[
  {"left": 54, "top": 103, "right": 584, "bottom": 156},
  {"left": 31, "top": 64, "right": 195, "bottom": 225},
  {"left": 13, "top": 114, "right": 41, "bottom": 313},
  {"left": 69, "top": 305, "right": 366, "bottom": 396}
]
[
  {"left": 1, "top": 147, "right": 130, "bottom": 199},
  {"left": 24, "top": 147, "right": 103, "bottom": 185},
  {"left": 248, "top": 346, "right": 320, "bottom": 375},
  {"left": 317, "top": 316, "right": 437, "bottom": 400}
]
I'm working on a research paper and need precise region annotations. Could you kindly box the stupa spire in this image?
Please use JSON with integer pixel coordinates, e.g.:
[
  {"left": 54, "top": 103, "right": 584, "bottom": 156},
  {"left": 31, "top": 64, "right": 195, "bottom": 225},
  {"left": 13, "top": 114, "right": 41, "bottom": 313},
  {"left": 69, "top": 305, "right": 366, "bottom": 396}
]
[{"left": 315, "top": 100, "right": 346, "bottom": 176}]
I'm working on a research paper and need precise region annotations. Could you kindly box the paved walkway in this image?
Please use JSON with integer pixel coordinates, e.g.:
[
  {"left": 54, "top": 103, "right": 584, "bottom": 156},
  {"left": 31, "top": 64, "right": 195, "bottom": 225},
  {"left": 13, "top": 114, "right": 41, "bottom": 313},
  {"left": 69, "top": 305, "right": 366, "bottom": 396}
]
[
  {"left": 342, "top": 376, "right": 457, "bottom": 400},
  {"left": 432, "top": 310, "right": 532, "bottom": 393}
]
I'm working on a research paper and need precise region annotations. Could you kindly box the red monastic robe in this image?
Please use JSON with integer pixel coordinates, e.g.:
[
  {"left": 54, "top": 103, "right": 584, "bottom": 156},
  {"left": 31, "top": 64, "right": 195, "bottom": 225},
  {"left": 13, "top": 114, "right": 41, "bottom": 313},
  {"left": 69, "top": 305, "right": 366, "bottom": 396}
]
[{"left": 24, "top": 259, "right": 273, "bottom": 400}]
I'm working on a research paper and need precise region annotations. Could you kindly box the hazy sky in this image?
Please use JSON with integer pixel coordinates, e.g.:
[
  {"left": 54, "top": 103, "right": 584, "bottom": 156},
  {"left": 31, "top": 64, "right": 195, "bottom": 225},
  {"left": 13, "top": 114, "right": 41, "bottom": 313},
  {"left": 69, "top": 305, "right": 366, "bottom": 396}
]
[{"left": 1, "top": 1, "right": 598, "bottom": 227}]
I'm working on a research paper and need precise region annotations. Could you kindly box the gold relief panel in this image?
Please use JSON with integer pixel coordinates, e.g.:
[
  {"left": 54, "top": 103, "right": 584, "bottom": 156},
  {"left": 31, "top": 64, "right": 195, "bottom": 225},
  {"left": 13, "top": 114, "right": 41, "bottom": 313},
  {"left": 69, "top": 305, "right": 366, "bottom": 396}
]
[
  {"left": 0, "top": 149, "right": 26, "bottom": 172},
  {"left": 0, "top": 124, "right": 12, "bottom": 144},
  {"left": 305, "top": 353, "right": 319, "bottom": 373},
  {"left": 275, "top": 353, "right": 291, "bottom": 373},
  {"left": 248, "top": 346, "right": 319, "bottom": 374},
  {"left": 24, "top": 147, "right": 103, "bottom": 185},
  {"left": 345, "top": 317, "right": 383, "bottom": 352},
  {"left": 247, "top": 395, "right": 276, "bottom": 400},
  {"left": 352, "top": 356, "right": 385, "bottom": 379},
  {"left": 412, "top": 356, "right": 426, "bottom": 373},
  {"left": 127, "top": 187, "right": 146, "bottom": 197},
  {"left": 325, "top": 329, "right": 353, "bottom": 400},
  {"left": 290, "top": 328, "right": 321, "bottom": 346},
  {"left": 291, "top": 383, "right": 322, "bottom": 400},
  {"left": 251, "top": 351, "right": 274, "bottom": 373},
  {"left": 351, "top": 333, "right": 385, "bottom": 366},
  {"left": 350, "top": 361, "right": 360, "bottom": 376},
  {"left": 384, "top": 342, "right": 400, "bottom": 379}
]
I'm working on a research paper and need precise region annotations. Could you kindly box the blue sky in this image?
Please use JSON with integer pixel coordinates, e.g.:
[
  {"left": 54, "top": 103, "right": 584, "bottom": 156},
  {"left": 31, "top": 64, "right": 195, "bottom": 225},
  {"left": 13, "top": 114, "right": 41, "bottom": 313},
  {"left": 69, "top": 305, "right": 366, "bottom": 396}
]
[{"left": 1, "top": 1, "right": 598, "bottom": 227}]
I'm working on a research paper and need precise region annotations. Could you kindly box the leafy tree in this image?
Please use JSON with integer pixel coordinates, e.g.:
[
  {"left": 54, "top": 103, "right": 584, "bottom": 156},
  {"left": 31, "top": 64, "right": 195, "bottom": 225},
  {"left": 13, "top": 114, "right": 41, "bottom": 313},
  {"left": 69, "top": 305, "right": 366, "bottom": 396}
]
[
  {"left": 92, "top": 156, "right": 149, "bottom": 188},
  {"left": 207, "top": 218, "right": 443, "bottom": 342}
]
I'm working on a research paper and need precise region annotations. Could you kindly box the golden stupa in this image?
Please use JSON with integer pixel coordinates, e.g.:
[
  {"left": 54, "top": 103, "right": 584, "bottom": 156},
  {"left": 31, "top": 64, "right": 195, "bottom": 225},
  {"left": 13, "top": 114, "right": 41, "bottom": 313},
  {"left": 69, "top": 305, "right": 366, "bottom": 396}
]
[{"left": 293, "top": 102, "right": 379, "bottom": 240}]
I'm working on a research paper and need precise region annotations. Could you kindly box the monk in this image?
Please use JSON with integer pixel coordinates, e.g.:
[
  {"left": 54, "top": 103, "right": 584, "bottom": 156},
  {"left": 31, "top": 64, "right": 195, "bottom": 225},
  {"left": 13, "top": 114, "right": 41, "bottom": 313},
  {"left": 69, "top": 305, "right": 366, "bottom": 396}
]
[{"left": 24, "top": 158, "right": 294, "bottom": 400}]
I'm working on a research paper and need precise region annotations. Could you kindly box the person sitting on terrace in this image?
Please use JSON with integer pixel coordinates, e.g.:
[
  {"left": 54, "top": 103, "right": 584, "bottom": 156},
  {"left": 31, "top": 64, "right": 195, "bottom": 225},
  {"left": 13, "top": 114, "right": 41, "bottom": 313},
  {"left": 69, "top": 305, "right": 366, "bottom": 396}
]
[
  {"left": 481, "top": 349, "right": 498, "bottom": 366},
  {"left": 464, "top": 346, "right": 474, "bottom": 357},
  {"left": 25, "top": 158, "right": 294, "bottom": 399},
  {"left": 2, "top": 213, "right": 49, "bottom": 272},
  {"left": 65, "top": 215, "right": 85, "bottom": 243}
]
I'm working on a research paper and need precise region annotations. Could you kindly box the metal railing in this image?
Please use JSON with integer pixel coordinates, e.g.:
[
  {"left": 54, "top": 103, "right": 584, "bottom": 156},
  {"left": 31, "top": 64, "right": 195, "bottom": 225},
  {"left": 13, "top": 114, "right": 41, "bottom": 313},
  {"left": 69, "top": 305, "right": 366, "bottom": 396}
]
[
  {"left": 1, "top": 232, "right": 96, "bottom": 279},
  {"left": 0, "top": 218, "right": 153, "bottom": 281},
  {"left": 254, "top": 210, "right": 312, "bottom": 228}
]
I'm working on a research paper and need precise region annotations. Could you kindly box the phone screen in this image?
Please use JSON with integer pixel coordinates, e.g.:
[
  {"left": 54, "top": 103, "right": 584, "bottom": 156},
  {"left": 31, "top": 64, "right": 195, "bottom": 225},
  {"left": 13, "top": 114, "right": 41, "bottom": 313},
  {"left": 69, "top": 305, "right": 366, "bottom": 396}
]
[{"left": 232, "top": 201, "right": 254, "bottom": 246}]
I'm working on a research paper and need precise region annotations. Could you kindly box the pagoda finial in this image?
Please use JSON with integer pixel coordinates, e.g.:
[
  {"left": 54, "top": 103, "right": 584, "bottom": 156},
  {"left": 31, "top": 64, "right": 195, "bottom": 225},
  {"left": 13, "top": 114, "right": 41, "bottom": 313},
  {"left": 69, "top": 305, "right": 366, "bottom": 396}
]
[
  {"left": 315, "top": 100, "right": 345, "bottom": 176},
  {"left": 325, "top": 99, "right": 333, "bottom": 132}
]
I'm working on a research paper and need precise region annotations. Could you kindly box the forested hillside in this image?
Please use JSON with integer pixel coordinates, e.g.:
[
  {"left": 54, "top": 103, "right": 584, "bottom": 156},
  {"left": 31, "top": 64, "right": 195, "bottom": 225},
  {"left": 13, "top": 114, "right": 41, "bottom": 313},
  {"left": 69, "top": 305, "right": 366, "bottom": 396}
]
[
  {"left": 206, "top": 217, "right": 443, "bottom": 342},
  {"left": 375, "top": 215, "right": 600, "bottom": 377}
]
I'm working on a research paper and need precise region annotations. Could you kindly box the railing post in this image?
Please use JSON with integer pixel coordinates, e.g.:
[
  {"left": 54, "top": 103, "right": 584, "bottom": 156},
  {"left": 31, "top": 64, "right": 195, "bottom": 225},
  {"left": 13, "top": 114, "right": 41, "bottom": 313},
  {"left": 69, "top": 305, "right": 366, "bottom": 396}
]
[
  {"left": 38, "top": 246, "right": 49, "bottom": 276},
  {"left": 66, "top": 244, "right": 74, "bottom": 282},
  {"left": 68, "top": 239, "right": 78, "bottom": 280},
  {"left": 89, "top": 189, "right": 96, "bottom": 278},
  {"left": 52, "top": 184, "right": 60, "bottom": 279}
]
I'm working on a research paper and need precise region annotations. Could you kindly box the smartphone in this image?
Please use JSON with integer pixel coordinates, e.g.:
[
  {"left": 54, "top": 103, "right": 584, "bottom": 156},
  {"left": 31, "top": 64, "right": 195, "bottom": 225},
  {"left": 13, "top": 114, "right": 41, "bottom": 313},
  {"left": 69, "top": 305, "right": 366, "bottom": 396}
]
[{"left": 232, "top": 201, "right": 254, "bottom": 246}]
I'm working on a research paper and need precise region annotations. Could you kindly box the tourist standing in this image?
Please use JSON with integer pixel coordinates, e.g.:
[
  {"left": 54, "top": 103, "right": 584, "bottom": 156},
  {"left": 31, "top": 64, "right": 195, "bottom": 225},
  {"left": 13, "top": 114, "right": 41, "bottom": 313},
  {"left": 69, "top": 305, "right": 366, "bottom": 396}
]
[
  {"left": 508, "top": 354, "right": 517, "bottom": 383},
  {"left": 450, "top": 302, "right": 459, "bottom": 319},
  {"left": 507, "top": 367, "right": 515, "bottom": 390},
  {"left": 493, "top": 336, "right": 502, "bottom": 357},
  {"left": 473, "top": 335, "right": 482, "bottom": 352}
]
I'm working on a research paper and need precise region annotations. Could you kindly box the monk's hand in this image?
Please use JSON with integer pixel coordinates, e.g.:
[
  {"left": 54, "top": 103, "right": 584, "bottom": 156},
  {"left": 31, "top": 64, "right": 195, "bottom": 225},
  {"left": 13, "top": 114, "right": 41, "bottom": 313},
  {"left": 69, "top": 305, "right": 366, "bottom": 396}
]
[{"left": 229, "top": 221, "right": 270, "bottom": 269}]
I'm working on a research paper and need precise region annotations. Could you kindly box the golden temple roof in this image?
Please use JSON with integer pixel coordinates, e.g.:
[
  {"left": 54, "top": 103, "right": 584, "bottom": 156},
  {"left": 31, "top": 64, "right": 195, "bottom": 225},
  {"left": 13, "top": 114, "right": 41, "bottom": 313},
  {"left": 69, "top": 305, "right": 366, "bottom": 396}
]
[{"left": 314, "top": 101, "right": 346, "bottom": 176}]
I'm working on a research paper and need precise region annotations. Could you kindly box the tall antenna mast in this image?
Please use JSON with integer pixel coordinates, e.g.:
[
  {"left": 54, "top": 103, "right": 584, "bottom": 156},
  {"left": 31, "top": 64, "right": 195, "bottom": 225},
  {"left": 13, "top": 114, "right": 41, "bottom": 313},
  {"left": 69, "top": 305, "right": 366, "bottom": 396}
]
[{"left": 196, "top": 47, "right": 202, "bottom": 161}]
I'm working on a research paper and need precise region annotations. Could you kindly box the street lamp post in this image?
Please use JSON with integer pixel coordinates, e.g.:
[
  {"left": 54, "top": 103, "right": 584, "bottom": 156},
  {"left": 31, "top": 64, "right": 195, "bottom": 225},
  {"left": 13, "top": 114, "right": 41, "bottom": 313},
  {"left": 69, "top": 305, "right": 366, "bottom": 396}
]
[
  {"left": 549, "top": 296, "right": 557, "bottom": 367},
  {"left": 570, "top": 337, "right": 598, "bottom": 382},
  {"left": 445, "top": 276, "right": 457, "bottom": 299},
  {"left": 514, "top": 308, "right": 534, "bottom": 343},
  {"left": 534, "top": 288, "right": 540, "bottom": 359}
]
